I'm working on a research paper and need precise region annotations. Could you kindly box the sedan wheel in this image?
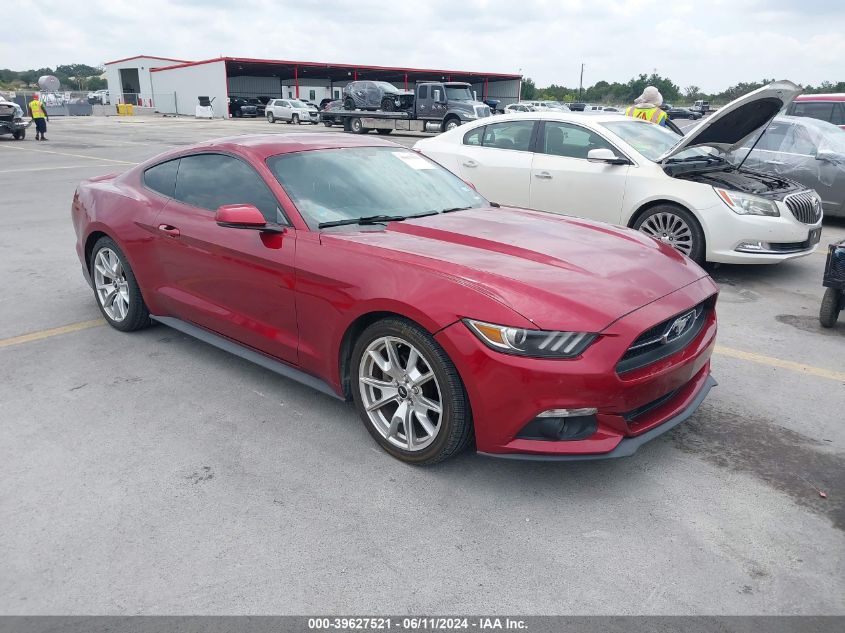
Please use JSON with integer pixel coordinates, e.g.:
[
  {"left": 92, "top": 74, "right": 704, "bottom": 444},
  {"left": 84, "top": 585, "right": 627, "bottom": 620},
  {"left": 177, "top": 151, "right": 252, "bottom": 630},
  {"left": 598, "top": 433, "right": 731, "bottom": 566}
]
[
  {"left": 634, "top": 205, "right": 704, "bottom": 263},
  {"left": 351, "top": 318, "right": 472, "bottom": 464},
  {"left": 267, "top": 112, "right": 275, "bottom": 123},
  {"left": 292, "top": 114, "right": 299, "bottom": 125},
  {"left": 90, "top": 237, "right": 151, "bottom": 331}
]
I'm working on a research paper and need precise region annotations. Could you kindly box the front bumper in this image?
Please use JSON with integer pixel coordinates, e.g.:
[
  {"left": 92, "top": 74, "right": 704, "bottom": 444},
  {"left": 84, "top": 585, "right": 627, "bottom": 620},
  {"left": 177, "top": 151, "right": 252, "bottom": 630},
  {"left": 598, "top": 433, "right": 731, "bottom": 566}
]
[
  {"left": 481, "top": 375, "right": 717, "bottom": 461},
  {"left": 434, "top": 276, "right": 718, "bottom": 458},
  {"left": 703, "top": 199, "right": 823, "bottom": 264}
]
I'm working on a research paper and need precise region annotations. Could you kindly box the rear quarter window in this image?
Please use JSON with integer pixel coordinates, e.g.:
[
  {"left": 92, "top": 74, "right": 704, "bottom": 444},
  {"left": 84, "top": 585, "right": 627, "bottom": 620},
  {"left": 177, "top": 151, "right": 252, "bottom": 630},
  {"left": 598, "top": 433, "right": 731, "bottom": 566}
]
[{"left": 143, "top": 159, "right": 179, "bottom": 198}]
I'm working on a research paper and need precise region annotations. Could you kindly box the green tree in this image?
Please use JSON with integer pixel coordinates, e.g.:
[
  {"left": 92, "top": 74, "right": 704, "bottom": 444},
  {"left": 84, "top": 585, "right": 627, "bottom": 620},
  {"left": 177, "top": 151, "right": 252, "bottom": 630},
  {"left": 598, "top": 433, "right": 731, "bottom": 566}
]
[{"left": 521, "top": 77, "right": 537, "bottom": 100}]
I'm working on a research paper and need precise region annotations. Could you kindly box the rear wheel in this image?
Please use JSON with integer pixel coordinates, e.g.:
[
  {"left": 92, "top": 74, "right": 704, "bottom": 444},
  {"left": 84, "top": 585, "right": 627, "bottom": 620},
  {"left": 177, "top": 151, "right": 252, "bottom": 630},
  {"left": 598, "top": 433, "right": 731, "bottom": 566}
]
[
  {"left": 381, "top": 97, "right": 395, "bottom": 112},
  {"left": 819, "top": 288, "right": 842, "bottom": 328},
  {"left": 350, "top": 117, "right": 369, "bottom": 134},
  {"left": 90, "top": 236, "right": 151, "bottom": 332},
  {"left": 267, "top": 112, "right": 275, "bottom": 123},
  {"left": 351, "top": 318, "right": 473, "bottom": 465},
  {"left": 344, "top": 97, "right": 356, "bottom": 111},
  {"left": 376, "top": 128, "right": 393, "bottom": 135},
  {"left": 634, "top": 204, "right": 705, "bottom": 264},
  {"left": 234, "top": 109, "right": 242, "bottom": 118},
  {"left": 323, "top": 121, "right": 333, "bottom": 127}
]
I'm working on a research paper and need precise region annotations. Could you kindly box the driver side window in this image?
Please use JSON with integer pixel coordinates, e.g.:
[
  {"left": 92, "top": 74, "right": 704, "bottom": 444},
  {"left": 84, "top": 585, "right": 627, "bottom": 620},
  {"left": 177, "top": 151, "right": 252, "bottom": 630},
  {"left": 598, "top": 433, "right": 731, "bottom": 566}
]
[{"left": 174, "top": 154, "right": 286, "bottom": 224}]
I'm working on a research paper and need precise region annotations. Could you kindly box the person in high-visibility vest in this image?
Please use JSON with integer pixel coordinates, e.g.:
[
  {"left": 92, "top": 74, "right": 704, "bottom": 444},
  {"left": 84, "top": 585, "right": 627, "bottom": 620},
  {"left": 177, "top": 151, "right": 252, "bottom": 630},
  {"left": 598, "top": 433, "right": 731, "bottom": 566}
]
[
  {"left": 28, "top": 93, "right": 49, "bottom": 141},
  {"left": 625, "top": 86, "right": 668, "bottom": 126}
]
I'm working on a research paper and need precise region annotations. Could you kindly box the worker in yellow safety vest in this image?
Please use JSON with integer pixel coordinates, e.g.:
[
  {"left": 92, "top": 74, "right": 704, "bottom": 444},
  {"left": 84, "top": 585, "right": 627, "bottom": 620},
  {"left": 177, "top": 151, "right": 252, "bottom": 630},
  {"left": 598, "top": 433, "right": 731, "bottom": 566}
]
[
  {"left": 28, "top": 93, "right": 49, "bottom": 141},
  {"left": 625, "top": 86, "right": 668, "bottom": 126}
]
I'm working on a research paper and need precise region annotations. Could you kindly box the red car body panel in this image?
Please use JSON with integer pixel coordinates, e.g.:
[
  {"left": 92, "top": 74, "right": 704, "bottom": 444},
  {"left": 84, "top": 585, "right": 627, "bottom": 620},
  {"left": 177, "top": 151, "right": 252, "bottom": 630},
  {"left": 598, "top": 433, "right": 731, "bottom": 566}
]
[{"left": 72, "top": 133, "right": 718, "bottom": 459}]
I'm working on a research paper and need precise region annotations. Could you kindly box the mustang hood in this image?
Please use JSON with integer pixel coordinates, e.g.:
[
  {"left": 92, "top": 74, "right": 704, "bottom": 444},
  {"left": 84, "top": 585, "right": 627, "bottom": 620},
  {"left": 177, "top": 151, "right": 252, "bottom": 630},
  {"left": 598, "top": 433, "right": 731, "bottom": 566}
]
[
  {"left": 658, "top": 80, "right": 802, "bottom": 162},
  {"left": 327, "top": 208, "right": 710, "bottom": 332}
]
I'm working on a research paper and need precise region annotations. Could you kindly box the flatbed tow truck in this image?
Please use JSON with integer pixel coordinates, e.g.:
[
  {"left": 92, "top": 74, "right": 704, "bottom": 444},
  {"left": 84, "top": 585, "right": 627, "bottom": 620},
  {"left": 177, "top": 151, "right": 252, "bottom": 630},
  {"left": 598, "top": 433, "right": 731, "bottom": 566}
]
[{"left": 323, "top": 81, "right": 492, "bottom": 134}]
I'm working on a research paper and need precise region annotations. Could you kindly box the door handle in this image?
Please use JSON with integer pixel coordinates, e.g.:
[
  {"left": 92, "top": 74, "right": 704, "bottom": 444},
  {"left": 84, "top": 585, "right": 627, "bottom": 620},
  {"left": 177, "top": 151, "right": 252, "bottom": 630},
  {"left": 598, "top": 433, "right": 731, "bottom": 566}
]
[
  {"left": 462, "top": 160, "right": 478, "bottom": 168},
  {"left": 534, "top": 171, "right": 553, "bottom": 179},
  {"left": 158, "top": 224, "right": 181, "bottom": 237}
]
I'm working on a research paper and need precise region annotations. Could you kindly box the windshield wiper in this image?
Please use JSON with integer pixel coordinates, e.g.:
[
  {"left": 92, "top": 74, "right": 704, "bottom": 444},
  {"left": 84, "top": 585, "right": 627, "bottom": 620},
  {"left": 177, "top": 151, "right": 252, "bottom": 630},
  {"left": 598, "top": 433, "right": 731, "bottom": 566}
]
[
  {"left": 318, "top": 211, "right": 437, "bottom": 229},
  {"left": 440, "top": 206, "right": 473, "bottom": 213}
]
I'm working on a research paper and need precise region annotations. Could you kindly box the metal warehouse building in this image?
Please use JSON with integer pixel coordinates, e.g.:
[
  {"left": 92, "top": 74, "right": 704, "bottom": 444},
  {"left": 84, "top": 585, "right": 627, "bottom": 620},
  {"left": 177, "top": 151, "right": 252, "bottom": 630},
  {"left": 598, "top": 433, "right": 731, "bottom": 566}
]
[{"left": 104, "top": 55, "right": 523, "bottom": 117}]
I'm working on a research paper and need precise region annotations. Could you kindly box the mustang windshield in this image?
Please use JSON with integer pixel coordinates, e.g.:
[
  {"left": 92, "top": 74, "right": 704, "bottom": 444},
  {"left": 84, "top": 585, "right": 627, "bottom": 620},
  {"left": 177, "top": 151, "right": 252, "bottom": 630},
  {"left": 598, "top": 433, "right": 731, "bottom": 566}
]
[
  {"left": 602, "top": 120, "right": 719, "bottom": 163},
  {"left": 267, "top": 147, "right": 487, "bottom": 229}
]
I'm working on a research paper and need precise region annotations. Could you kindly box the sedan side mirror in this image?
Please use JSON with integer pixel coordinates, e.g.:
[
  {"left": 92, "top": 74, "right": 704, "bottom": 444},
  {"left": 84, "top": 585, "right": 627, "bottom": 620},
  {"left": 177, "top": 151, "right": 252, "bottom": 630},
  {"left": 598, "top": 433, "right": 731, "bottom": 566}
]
[
  {"left": 587, "top": 148, "right": 629, "bottom": 165},
  {"left": 216, "top": 204, "right": 275, "bottom": 230}
]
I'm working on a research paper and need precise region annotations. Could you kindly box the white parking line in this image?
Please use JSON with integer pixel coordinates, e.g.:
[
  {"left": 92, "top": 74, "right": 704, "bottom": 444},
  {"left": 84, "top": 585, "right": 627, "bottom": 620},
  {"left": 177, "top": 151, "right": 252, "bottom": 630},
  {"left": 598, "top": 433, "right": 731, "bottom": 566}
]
[{"left": 0, "top": 144, "right": 137, "bottom": 165}]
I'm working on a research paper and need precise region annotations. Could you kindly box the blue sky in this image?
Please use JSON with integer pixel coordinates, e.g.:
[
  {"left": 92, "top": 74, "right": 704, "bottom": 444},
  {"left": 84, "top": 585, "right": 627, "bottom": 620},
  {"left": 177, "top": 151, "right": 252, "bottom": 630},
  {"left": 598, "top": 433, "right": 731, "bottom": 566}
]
[{"left": 4, "top": 0, "right": 843, "bottom": 91}]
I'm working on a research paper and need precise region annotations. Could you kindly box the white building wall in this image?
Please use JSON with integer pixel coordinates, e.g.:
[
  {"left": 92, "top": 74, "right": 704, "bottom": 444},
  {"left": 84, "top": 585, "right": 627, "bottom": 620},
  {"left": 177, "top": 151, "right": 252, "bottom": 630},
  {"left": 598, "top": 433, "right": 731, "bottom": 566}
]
[
  {"left": 150, "top": 61, "right": 229, "bottom": 118},
  {"left": 104, "top": 56, "right": 187, "bottom": 106}
]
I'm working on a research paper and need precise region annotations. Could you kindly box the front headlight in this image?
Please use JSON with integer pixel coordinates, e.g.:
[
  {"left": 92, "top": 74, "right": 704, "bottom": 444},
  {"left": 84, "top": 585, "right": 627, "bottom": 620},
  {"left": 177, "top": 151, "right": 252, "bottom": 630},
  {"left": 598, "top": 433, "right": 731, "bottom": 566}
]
[
  {"left": 464, "top": 319, "right": 597, "bottom": 359},
  {"left": 715, "top": 188, "right": 780, "bottom": 217}
]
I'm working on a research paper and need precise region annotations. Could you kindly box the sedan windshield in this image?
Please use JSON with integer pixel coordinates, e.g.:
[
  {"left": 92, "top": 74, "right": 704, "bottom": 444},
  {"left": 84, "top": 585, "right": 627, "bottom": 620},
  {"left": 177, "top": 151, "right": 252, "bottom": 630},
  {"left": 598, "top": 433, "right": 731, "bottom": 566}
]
[
  {"left": 602, "top": 120, "right": 716, "bottom": 162},
  {"left": 267, "top": 147, "right": 487, "bottom": 229}
]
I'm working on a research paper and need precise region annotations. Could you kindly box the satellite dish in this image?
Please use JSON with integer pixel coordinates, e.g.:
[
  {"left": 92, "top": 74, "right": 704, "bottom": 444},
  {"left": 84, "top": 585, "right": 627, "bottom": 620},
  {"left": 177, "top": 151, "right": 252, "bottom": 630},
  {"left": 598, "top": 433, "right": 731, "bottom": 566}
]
[{"left": 38, "top": 75, "right": 61, "bottom": 92}]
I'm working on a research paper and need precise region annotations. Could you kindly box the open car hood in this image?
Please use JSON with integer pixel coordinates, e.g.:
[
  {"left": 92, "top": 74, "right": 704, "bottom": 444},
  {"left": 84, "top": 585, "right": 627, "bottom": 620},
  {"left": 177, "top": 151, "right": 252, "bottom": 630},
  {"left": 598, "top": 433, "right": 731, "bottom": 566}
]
[{"left": 657, "top": 80, "right": 803, "bottom": 163}]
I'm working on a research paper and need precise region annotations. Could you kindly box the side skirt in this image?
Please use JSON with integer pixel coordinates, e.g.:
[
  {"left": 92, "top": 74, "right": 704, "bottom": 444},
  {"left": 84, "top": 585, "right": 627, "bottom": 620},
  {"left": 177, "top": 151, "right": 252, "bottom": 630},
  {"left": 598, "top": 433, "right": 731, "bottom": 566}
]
[{"left": 152, "top": 316, "right": 343, "bottom": 400}]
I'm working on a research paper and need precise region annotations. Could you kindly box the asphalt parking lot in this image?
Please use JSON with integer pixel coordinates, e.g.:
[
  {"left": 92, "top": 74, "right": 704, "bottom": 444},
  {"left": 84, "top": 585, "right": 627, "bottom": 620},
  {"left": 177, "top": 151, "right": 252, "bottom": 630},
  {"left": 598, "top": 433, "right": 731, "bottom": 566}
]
[{"left": 1, "top": 115, "right": 843, "bottom": 615}]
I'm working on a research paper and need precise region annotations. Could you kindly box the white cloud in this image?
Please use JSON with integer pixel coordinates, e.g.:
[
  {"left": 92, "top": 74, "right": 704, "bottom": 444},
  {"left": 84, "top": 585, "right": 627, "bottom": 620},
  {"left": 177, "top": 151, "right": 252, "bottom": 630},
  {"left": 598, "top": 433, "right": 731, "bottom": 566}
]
[{"left": 1, "top": 0, "right": 841, "bottom": 91}]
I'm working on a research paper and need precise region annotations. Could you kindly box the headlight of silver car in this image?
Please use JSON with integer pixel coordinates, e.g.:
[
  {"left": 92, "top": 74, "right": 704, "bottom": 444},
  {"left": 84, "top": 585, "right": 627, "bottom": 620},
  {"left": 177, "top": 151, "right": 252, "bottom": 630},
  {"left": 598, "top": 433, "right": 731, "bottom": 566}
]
[
  {"left": 714, "top": 187, "right": 780, "bottom": 217},
  {"left": 463, "top": 319, "right": 597, "bottom": 359}
]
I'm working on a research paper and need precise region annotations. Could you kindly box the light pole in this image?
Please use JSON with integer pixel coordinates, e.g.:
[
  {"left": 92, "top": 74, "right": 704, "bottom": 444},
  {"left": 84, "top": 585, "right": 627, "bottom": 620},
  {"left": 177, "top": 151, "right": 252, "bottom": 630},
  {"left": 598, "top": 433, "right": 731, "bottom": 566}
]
[{"left": 579, "top": 63, "right": 585, "bottom": 100}]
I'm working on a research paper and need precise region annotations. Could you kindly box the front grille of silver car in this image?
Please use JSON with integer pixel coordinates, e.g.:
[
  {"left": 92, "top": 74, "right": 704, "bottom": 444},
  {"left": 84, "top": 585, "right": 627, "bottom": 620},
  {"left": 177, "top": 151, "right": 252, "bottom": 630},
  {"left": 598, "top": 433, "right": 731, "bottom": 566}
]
[{"left": 784, "top": 191, "right": 822, "bottom": 224}]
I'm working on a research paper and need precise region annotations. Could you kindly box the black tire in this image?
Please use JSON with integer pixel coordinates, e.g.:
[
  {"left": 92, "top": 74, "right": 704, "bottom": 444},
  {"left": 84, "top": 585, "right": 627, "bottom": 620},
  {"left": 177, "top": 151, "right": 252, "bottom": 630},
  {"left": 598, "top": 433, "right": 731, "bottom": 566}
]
[
  {"left": 376, "top": 128, "right": 393, "bottom": 135},
  {"left": 350, "top": 317, "right": 473, "bottom": 465},
  {"left": 441, "top": 117, "right": 461, "bottom": 133},
  {"left": 819, "top": 288, "right": 841, "bottom": 328},
  {"left": 90, "top": 236, "right": 151, "bottom": 332},
  {"left": 323, "top": 121, "right": 333, "bottom": 127},
  {"left": 344, "top": 97, "right": 356, "bottom": 111},
  {"left": 292, "top": 114, "right": 299, "bottom": 125},
  {"left": 350, "top": 117, "right": 368, "bottom": 134},
  {"left": 13, "top": 129, "right": 25, "bottom": 140},
  {"left": 267, "top": 112, "right": 275, "bottom": 123},
  {"left": 633, "top": 203, "right": 706, "bottom": 264},
  {"left": 234, "top": 109, "right": 242, "bottom": 118},
  {"left": 381, "top": 97, "right": 395, "bottom": 112}
]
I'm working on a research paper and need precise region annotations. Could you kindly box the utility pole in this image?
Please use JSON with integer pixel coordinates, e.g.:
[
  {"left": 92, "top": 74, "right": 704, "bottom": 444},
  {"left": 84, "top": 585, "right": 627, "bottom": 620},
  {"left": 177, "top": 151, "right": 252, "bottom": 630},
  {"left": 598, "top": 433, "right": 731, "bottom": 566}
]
[{"left": 579, "top": 63, "right": 585, "bottom": 99}]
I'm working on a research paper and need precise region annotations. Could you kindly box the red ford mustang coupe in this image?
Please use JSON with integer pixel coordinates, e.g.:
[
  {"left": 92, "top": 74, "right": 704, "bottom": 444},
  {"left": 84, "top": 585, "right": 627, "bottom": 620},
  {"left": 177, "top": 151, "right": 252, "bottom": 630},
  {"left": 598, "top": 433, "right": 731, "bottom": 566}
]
[{"left": 72, "top": 133, "right": 717, "bottom": 464}]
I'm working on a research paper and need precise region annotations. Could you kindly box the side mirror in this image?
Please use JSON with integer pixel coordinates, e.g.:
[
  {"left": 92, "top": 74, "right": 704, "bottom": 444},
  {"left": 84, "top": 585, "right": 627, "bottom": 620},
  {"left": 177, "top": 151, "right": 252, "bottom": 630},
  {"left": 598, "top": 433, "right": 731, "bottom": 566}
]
[
  {"left": 816, "top": 150, "right": 844, "bottom": 164},
  {"left": 215, "top": 204, "right": 270, "bottom": 230},
  {"left": 587, "top": 148, "right": 629, "bottom": 165}
]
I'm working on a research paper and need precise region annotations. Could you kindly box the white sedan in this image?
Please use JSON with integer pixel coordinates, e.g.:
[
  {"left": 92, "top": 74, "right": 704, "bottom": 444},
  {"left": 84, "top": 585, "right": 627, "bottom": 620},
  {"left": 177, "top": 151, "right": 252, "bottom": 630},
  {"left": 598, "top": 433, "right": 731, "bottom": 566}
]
[{"left": 415, "top": 81, "right": 823, "bottom": 264}]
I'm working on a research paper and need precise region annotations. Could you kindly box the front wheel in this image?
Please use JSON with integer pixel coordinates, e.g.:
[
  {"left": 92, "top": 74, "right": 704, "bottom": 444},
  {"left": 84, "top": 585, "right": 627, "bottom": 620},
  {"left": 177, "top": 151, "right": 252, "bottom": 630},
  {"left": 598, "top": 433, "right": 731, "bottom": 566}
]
[
  {"left": 634, "top": 204, "right": 705, "bottom": 264},
  {"left": 442, "top": 117, "right": 461, "bottom": 132},
  {"left": 323, "top": 121, "right": 333, "bottom": 127},
  {"left": 90, "top": 237, "right": 151, "bottom": 332},
  {"left": 819, "top": 288, "right": 842, "bottom": 328},
  {"left": 13, "top": 129, "right": 25, "bottom": 140},
  {"left": 291, "top": 114, "right": 299, "bottom": 125},
  {"left": 267, "top": 112, "right": 275, "bottom": 123},
  {"left": 351, "top": 318, "right": 473, "bottom": 465}
]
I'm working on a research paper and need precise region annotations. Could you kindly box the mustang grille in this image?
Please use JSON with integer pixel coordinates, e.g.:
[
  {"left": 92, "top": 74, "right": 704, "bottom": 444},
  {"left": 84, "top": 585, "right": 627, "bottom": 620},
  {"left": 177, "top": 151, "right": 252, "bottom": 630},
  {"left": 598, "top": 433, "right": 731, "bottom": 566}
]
[
  {"left": 616, "top": 298, "right": 713, "bottom": 374},
  {"left": 784, "top": 191, "right": 822, "bottom": 224}
]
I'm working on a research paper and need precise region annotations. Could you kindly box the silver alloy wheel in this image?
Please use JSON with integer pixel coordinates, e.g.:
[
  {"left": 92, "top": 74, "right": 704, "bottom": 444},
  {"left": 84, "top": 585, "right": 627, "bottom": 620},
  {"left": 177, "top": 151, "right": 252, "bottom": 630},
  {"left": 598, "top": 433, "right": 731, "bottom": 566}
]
[
  {"left": 93, "top": 248, "right": 130, "bottom": 322},
  {"left": 445, "top": 118, "right": 460, "bottom": 131},
  {"left": 638, "top": 211, "right": 694, "bottom": 256},
  {"left": 358, "top": 336, "right": 443, "bottom": 452}
]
